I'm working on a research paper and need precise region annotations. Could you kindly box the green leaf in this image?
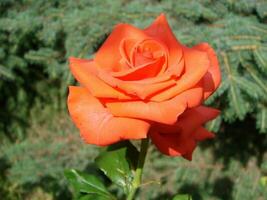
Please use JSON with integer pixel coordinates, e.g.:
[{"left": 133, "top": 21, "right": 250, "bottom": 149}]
[
  {"left": 172, "top": 194, "right": 192, "bottom": 200},
  {"left": 95, "top": 141, "right": 139, "bottom": 193},
  {"left": 78, "top": 194, "right": 111, "bottom": 200},
  {"left": 64, "top": 169, "right": 112, "bottom": 199}
]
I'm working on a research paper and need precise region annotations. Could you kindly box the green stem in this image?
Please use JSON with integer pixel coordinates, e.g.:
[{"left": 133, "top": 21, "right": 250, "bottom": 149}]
[{"left": 126, "top": 138, "right": 149, "bottom": 200}]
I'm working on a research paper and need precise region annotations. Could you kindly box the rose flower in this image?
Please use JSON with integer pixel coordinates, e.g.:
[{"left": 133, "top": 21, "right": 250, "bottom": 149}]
[{"left": 67, "top": 14, "right": 221, "bottom": 160}]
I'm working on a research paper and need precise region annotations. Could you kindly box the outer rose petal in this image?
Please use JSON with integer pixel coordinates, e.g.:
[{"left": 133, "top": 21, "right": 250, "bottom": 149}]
[
  {"left": 151, "top": 46, "right": 210, "bottom": 101},
  {"left": 181, "top": 126, "right": 215, "bottom": 160},
  {"left": 74, "top": 58, "right": 178, "bottom": 99},
  {"left": 69, "top": 57, "right": 133, "bottom": 100},
  {"left": 67, "top": 86, "right": 150, "bottom": 146},
  {"left": 194, "top": 126, "right": 215, "bottom": 141},
  {"left": 149, "top": 129, "right": 195, "bottom": 157},
  {"left": 144, "top": 13, "right": 184, "bottom": 76},
  {"left": 99, "top": 70, "right": 176, "bottom": 99},
  {"left": 193, "top": 43, "right": 221, "bottom": 99},
  {"left": 105, "top": 85, "right": 203, "bottom": 124},
  {"left": 150, "top": 106, "right": 219, "bottom": 159},
  {"left": 95, "top": 24, "right": 147, "bottom": 72},
  {"left": 70, "top": 57, "right": 177, "bottom": 100},
  {"left": 154, "top": 106, "right": 220, "bottom": 135}
]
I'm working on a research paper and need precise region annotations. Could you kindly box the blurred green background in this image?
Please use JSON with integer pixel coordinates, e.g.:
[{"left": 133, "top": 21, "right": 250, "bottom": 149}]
[{"left": 0, "top": 0, "right": 267, "bottom": 199}]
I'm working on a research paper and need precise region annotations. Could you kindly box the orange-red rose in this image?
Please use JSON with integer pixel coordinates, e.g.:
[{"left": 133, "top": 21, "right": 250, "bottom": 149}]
[{"left": 67, "top": 14, "right": 221, "bottom": 159}]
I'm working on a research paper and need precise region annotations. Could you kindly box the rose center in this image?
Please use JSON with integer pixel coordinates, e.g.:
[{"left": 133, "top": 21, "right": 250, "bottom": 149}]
[
  {"left": 131, "top": 39, "right": 165, "bottom": 67},
  {"left": 119, "top": 38, "right": 167, "bottom": 71}
]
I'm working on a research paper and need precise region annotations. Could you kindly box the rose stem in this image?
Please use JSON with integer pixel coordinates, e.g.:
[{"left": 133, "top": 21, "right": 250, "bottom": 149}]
[{"left": 126, "top": 138, "right": 149, "bottom": 200}]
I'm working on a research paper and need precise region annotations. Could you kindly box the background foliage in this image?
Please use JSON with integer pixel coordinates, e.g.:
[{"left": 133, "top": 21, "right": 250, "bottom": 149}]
[{"left": 0, "top": 0, "right": 266, "bottom": 199}]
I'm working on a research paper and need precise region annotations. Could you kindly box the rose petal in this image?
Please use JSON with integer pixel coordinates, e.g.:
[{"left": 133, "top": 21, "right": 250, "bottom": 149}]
[
  {"left": 175, "top": 106, "right": 220, "bottom": 135},
  {"left": 129, "top": 58, "right": 183, "bottom": 85},
  {"left": 105, "top": 86, "right": 203, "bottom": 124},
  {"left": 98, "top": 67, "right": 177, "bottom": 99},
  {"left": 111, "top": 56, "right": 165, "bottom": 81},
  {"left": 194, "top": 126, "right": 215, "bottom": 141},
  {"left": 193, "top": 43, "right": 221, "bottom": 99},
  {"left": 69, "top": 57, "right": 134, "bottom": 100},
  {"left": 151, "top": 46, "right": 210, "bottom": 101},
  {"left": 144, "top": 14, "right": 184, "bottom": 76},
  {"left": 154, "top": 106, "right": 220, "bottom": 134},
  {"left": 149, "top": 106, "right": 219, "bottom": 158},
  {"left": 70, "top": 57, "right": 177, "bottom": 100},
  {"left": 67, "top": 86, "right": 150, "bottom": 146},
  {"left": 149, "top": 129, "right": 196, "bottom": 158},
  {"left": 183, "top": 126, "right": 215, "bottom": 160},
  {"left": 95, "top": 24, "right": 148, "bottom": 72},
  {"left": 119, "top": 38, "right": 137, "bottom": 67}
]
